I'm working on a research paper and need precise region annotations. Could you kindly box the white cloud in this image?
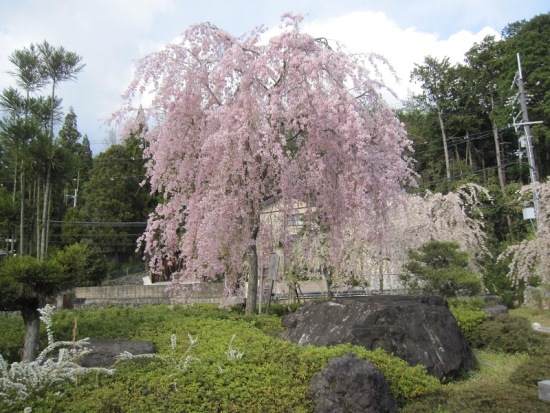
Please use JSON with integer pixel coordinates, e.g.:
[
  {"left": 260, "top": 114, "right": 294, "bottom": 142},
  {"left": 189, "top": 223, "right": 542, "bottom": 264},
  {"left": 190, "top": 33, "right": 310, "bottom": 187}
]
[
  {"left": 301, "top": 11, "right": 499, "bottom": 103},
  {"left": 0, "top": 1, "right": 545, "bottom": 153}
]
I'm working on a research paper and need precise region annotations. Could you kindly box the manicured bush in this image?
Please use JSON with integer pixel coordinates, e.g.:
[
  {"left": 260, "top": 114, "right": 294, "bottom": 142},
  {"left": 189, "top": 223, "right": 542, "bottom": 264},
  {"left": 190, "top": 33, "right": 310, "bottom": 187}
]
[
  {"left": 510, "top": 353, "right": 550, "bottom": 387},
  {"left": 266, "top": 303, "right": 302, "bottom": 317},
  {"left": 448, "top": 301, "right": 488, "bottom": 342},
  {"left": 0, "top": 304, "right": 441, "bottom": 412},
  {"left": 401, "top": 382, "right": 550, "bottom": 413},
  {"left": 469, "top": 313, "right": 546, "bottom": 354}
]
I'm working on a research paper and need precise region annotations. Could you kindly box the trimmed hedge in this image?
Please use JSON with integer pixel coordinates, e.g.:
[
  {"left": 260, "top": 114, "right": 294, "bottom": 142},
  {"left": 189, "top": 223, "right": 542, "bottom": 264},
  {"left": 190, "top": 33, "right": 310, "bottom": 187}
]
[
  {"left": 0, "top": 304, "right": 440, "bottom": 412},
  {"left": 469, "top": 313, "right": 548, "bottom": 355},
  {"left": 448, "top": 301, "right": 488, "bottom": 342}
]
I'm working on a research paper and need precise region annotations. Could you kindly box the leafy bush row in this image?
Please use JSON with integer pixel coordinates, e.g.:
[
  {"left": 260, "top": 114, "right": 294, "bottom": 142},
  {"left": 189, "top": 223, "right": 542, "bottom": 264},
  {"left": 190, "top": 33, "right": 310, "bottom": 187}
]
[
  {"left": 449, "top": 298, "right": 549, "bottom": 355},
  {"left": 0, "top": 304, "right": 441, "bottom": 412},
  {"left": 469, "top": 313, "right": 548, "bottom": 355}
]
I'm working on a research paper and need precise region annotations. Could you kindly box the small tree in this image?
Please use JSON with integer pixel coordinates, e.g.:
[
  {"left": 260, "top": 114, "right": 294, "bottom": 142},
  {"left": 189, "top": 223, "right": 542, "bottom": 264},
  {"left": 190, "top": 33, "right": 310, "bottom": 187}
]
[
  {"left": 0, "top": 243, "right": 103, "bottom": 361},
  {"left": 400, "top": 240, "right": 482, "bottom": 297},
  {"left": 55, "top": 242, "right": 107, "bottom": 287},
  {"left": 0, "top": 255, "right": 65, "bottom": 361}
]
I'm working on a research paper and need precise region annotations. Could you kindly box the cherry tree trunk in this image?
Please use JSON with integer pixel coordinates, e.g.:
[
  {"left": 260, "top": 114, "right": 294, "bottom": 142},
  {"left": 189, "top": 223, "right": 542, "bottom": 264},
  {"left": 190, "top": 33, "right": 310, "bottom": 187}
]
[{"left": 246, "top": 244, "right": 259, "bottom": 315}]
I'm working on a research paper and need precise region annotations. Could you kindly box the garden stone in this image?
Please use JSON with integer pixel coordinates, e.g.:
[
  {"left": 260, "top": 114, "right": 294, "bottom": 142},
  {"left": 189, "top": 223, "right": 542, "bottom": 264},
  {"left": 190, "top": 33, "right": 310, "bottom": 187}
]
[
  {"left": 539, "top": 380, "right": 550, "bottom": 401},
  {"left": 280, "top": 295, "right": 476, "bottom": 380},
  {"left": 308, "top": 353, "right": 397, "bottom": 413},
  {"left": 483, "top": 304, "right": 509, "bottom": 319},
  {"left": 481, "top": 294, "right": 504, "bottom": 306},
  {"left": 80, "top": 339, "right": 156, "bottom": 367}
]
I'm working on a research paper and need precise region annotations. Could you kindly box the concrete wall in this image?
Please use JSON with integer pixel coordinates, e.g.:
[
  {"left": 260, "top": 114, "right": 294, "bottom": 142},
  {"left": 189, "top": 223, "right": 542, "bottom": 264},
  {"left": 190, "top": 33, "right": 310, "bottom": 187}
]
[{"left": 72, "top": 283, "right": 225, "bottom": 307}]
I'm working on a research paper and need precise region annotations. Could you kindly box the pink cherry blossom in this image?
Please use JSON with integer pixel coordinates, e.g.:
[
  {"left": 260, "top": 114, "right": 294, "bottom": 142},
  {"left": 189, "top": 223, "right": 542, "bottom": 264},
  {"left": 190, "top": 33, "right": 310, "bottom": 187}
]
[{"left": 113, "top": 15, "right": 415, "bottom": 312}]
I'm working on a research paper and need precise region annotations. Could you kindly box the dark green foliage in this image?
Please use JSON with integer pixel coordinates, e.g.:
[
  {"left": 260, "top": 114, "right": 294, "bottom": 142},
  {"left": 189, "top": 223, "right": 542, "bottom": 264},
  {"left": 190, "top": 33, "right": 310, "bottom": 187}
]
[
  {"left": 54, "top": 242, "right": 107, "bottom": 286},
  {"left": 401, "top": 382, "right": 549, "bottom": 413},
  {"left": 448, "top": 301, "right": 488, "bottom": 342},
  {"left": 401, "top": 241, "right": 483, "bottom": 297},
  {"left": 469, "top": 314, "right": 547, "bottom": 355},
  {"left": 62, "top": 131, "right": 154, "bottom": 261},
  {"left": 510, "top": 353, "right": 550, "bottom": 387},
  {"left": 266, "top": 303, "right": 302, "bottom": 317},
  {"left": 0, "top": 244, "right": 107, "bottom": 361},
  {"left": 231, "top": 303, "right": 302, "bottom": 317},
  {"left": 0, "top": 314, "right": 24, "bottom": 362},
  {"left": 0, "top": 255, "right": 66, "bottom": 310}
]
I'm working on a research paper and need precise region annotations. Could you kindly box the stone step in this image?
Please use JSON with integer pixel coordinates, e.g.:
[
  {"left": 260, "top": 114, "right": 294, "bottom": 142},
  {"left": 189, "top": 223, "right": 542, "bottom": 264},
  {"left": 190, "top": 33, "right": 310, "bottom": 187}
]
[
  {"left": 538, "top": 380, "right": 550, "bottom": 402},
  {"left": 532, "top": 323, "right": 550, "bottom": 333}
]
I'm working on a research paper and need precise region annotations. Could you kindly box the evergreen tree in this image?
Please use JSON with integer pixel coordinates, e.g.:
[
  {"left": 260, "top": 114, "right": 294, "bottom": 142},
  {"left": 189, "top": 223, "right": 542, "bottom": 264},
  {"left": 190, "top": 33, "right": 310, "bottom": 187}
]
[
  {"left": 62, "top": 132, "right": 152, "bottom": 263},
  {"left": 401, "top": 240, "right": 482, "bottom": 297}
]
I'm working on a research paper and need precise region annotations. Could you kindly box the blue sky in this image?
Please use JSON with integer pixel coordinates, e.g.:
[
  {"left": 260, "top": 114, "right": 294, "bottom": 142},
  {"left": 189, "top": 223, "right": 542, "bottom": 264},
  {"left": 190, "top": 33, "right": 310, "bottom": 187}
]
[{"left": 0, "top": 0, "right": 548, "bottom": 154}]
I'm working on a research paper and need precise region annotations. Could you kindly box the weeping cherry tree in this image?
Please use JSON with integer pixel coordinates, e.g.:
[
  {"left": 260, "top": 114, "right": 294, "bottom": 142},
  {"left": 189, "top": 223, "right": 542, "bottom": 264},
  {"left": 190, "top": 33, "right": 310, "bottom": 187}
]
[{"left": 113, "top": 15, "right": 414, "bottom": 313}]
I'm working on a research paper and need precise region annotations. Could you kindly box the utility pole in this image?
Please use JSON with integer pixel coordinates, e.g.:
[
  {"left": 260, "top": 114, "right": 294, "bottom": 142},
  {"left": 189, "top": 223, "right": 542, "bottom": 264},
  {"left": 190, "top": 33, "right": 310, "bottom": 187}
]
[
  {"left": 516, "top": 53, "right": 538, "bottom": 184},
  {"left": 64, "top": 170, "right": 80, "bottom": 207},
  {"left": 514, "top": 53, "right": 542, "bottom": 224},
  {"left": 73, "top": 170, "right": 80, "bottom": 207}
]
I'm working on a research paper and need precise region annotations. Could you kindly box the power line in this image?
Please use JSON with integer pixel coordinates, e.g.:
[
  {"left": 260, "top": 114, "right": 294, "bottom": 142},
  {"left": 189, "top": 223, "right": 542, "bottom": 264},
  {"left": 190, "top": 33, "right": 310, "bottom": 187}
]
[
  {"left": 417, "top": 159, "right": 534, "bottom": 187},
  {"left": 50, "top": 220, "right": 146, "bottom": 227}
]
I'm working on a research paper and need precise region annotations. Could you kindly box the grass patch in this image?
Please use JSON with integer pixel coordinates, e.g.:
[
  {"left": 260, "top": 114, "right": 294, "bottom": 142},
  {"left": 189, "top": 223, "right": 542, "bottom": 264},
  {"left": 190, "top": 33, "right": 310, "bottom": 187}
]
[
  {"left": 466, "top": 350, "right": 530, "bottom": 384},
  {"left": 468, "top": 313, "right": 548, "bottom": 355},
  {"left": 511, "top": 307, "right": 550, "bottom": 326}
]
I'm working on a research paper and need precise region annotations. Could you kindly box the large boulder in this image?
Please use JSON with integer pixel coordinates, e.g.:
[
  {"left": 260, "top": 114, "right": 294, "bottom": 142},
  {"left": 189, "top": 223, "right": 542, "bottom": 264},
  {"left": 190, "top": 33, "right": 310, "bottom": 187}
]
[
  {"left": 308, "top": 354, "right": 397, "bottom": 413},
  {"left": 80, "top": 339, "right": 156, "bottom": 367},
  {"left": 309, "top": 353, "right": 397, "bottom": 413},
  {"left": 280, "top": 295, "right": 476, "bottom": 380},
  {"left": 482, "top": 304, "right": 509, "bottom": 319}
]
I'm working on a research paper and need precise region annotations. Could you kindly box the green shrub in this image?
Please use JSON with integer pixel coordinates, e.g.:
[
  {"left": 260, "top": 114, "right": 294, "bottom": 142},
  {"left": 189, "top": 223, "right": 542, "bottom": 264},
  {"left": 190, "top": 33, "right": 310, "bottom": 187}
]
[
  {"left": 230, "top": 302, "right": 302, "bottom": 317},
  {"left": 449, "top": 302, "right": 488, "bottom": 342},
  {"left": 0, "top": 314, "right": 24, "bottom": 363},
  {"left": 469, "top": 314, "right": 546, "bottom": 354},
  {"left": 510, "top": 353, "right": 550, "bottom": 387},
  {"left": 266, "top": 303, "right": 302, "bottom": 317},
  {"left": 3, "top": 304, "right": 441, "bottom": 412},
  {"left": 401, "top": 241, "right": 482, "bottom": 297},
  {"left": 401, "top": 382, "right": 549, "bottom": 413}
]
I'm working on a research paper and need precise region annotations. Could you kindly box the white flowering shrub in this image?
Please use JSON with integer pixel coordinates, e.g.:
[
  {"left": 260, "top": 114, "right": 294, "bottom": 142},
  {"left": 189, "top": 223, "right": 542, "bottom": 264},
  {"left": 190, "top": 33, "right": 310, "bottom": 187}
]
[
  {"left": 0, "top": 304, "right": 113, "bottom": 405},
  {"left": 224, "top": 334, "right": 244, "bottom": 360},
  {"left": 115, "top": 332, "right": 200, "bottom": 374},
  {"left": 499, "top": 179, "right": 550, "bottom": 287}
]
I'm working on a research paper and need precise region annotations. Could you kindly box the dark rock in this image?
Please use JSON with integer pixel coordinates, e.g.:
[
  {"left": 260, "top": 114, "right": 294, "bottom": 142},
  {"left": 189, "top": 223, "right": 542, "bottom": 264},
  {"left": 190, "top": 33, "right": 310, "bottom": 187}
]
[
  {"left": 483, "top": 304, "right": 509, "bottom": 319},
  {"left": 309, "top": 353, "right": 397, "bottom": 413},
  {"left": 280, "top": 295, "right": 476, "bottom": 380},
  {"left": 481, "top": 294, "right": 504, "bottom": 306},
  {"left": 80, "top": 339, "right": 156, "bottom": 367}
]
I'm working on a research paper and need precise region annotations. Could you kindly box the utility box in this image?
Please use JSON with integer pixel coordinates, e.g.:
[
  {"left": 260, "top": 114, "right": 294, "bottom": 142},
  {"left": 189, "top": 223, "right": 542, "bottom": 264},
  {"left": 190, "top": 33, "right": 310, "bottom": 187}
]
[
  {"left": 523, "top": 207, "right": 536, "bottom": 220},
  {"left": 539, "top": 380, "right": 550, "bottom": 401}
]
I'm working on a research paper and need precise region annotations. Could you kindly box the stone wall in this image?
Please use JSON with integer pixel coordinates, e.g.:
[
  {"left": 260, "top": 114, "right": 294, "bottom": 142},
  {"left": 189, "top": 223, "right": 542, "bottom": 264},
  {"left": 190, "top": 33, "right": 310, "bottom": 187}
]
[{"left": 71, "top": 283, "right": 225, "bottom": 308}]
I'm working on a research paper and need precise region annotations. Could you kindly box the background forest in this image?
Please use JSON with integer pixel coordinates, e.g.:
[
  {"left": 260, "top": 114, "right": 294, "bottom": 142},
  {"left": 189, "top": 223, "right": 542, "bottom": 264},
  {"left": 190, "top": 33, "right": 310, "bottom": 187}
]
[{"left": 0, "top": 13, "right": 548, "bottom": 303}]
